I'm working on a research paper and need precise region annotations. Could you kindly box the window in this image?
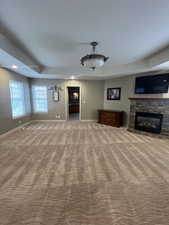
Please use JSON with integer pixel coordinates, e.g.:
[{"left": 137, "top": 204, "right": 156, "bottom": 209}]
[
  {"left": 32, "top": 86, "right": 48, "bottom": 113},
  {"left": 9, "top": 80, "right": 26, "bottom": 118}
]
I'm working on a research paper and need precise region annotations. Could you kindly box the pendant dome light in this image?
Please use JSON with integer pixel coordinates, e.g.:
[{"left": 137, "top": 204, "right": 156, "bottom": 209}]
[{"left": 80, "top": 42, "right": 109, "bottom": 70}]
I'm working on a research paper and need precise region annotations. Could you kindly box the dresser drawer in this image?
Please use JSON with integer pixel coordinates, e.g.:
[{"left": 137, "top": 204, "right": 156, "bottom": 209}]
[{"left": 98, "top": 110, "right": 123, "bottom": 127}]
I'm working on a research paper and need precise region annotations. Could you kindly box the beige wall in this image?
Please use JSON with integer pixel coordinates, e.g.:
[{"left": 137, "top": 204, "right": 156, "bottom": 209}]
[
  {"left": 104, "top": 73, "right": 169, "bottom": 126},
  {"left": 30, "top": 79, "right": 104, "bottom": 120},
  {"left": 0, "top": 68, "right": 31, "bottom": 135}
]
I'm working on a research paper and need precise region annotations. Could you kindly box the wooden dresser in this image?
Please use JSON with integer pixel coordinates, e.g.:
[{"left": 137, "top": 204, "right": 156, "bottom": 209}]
[{"left": 98, "top": 110, "right": 123, "bottom": 127}]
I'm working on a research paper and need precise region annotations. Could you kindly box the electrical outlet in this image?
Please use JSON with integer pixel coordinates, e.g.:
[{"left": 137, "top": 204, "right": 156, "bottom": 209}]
[
  {"left": 56, "top": 114, "right": 60, "bottom": 119},
  {"left": 56, "top": 114, "right": 61, "bottom": 119}
]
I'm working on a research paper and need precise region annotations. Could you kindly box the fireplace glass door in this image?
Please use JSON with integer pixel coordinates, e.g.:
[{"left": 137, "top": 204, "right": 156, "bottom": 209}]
[{"left": 135, "top": 112, "right": 163, "bottom": 134}]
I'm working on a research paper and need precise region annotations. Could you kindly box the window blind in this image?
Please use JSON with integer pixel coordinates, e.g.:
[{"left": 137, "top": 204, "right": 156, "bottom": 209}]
[
  {"left": 32, "top": 86, "right": 48, "bottom": 113},
  {"left": 9, "top": 80, "right": 26, "bottom": 118}
]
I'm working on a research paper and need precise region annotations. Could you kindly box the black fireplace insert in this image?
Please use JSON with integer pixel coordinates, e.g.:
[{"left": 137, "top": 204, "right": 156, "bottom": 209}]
[{"left": 135, "top": 112, "right": 163, "bottom": 134}]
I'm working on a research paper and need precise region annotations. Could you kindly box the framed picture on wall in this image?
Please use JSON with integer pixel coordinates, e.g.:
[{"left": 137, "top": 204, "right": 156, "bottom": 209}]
[
  {"left": 107, "top": 88, "right": 121, "bottom": 100},
  {"left": 53, "top": 91, "right": 59, "bottom": 101}
]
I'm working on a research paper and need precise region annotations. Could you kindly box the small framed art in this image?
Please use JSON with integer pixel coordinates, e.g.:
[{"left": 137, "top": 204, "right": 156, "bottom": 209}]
[
  {"left": 53, "top": 91, "right": 59, "bottom": 101},
  {"left": 107, "top": 88, "right": 121, "bottom": 100}
]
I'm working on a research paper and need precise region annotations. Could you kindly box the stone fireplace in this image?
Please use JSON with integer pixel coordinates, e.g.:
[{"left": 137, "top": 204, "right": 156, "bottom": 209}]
[
  {"left": 128, "top": 98, "right": 169, "bottom": 136},
  {"left": 135, "top": 112, "right": 163, "bottom": 134}
]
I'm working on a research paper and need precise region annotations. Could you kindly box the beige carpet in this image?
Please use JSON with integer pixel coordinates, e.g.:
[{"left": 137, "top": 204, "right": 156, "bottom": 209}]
[{"left": 0, "top": 121, "right": 169, "bottom": 225}]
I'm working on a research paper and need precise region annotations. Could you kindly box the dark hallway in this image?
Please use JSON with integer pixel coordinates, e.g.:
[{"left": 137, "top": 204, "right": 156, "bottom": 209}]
[{"left": 68, "top": 86, "right": 80, "bottom": 120}]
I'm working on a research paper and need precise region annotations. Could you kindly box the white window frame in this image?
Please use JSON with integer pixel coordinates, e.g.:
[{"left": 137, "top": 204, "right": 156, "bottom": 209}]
[
  {"left": 9, "top": 80, "right": 26, "bottom": 119},
  {"left": 32, "top": 86, "right": 48, "bottom": 113}
]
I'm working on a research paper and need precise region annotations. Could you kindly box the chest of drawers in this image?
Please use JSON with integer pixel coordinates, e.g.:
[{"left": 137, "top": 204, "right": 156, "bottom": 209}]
[{"left": 98, "top": 110, "right": 123, "bottom": 127}]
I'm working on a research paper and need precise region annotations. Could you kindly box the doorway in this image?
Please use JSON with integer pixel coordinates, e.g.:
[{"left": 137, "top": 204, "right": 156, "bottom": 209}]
[{"left": 67, "top": 87, "right": 80, "bottom": 120}]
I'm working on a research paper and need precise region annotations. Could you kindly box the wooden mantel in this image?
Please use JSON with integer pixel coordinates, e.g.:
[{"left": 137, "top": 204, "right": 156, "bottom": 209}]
[{"left": 129, "top": 98, "right": 169, "bottom": 101}]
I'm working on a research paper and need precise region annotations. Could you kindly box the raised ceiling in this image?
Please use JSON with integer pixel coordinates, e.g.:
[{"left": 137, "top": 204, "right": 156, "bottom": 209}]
[{"left": 1, "top": 0, "right": 169, "bottom": 79}]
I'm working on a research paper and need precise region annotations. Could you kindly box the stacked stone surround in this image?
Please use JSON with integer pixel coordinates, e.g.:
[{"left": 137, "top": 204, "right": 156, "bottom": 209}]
[{"left": 128, "top": 98, "right": 169, "bottom": 136}]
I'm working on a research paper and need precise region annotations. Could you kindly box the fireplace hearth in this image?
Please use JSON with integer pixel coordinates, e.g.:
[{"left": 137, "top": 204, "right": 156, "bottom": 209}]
[{"left": 135, "top": 112, "right": 163, "bottom": 134}]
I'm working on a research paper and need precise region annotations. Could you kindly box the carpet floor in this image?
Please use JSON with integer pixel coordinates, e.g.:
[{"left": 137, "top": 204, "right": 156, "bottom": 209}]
[{"left": 0, "top": 121, "right": 169, "bottom": 225}]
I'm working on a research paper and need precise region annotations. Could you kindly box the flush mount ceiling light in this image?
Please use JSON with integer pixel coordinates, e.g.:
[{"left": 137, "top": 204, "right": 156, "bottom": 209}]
[{"left": 80, "top": 42, "right": 109, "bottom": 70}]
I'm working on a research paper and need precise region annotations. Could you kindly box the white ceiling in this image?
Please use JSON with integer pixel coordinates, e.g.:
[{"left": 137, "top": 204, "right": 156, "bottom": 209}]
[{"left": 1, "top": 0, "right": 169, "bottom": 79}]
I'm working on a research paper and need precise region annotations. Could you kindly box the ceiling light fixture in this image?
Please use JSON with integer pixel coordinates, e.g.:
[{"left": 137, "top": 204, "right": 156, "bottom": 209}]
[
  {"left": 12, "top": 65, "right": 18, "bottom": 69},
  {"left": 80, "top": 42, "right": 109, "bottom": 70},
  {"left": 70, "top": 76, "right": 75, "bottom": 80}
]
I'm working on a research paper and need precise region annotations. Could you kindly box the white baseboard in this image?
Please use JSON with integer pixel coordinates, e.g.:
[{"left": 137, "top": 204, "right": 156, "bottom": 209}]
[
  {"left": 80, "top": 120, "right": 97, "bottom": 122},
  {"left": 32, "top": 119, "right": 97, "bottom": 122},
  {"left": 32, "top": 120, "right": 66, "bottom": 122},
  {"left": 0, "top": 120, "right": 33, "bottom": 139}
]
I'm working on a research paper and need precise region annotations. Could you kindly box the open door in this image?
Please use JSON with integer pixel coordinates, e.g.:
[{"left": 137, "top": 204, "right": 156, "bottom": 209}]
[{"left": 67, "top": 87, "right": 80, "bottom": 120}]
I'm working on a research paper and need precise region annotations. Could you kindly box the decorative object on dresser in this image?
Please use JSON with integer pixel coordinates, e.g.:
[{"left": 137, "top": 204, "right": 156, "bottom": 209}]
[
  {"left": 107, "top": 88, "right": 121, "bottom": 100},
  {"left": 98, "top": 110, "right": 123, "bottom": 127}
]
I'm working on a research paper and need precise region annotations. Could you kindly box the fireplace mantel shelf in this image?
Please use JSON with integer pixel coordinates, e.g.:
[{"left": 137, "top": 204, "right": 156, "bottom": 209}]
[{"left": 129, "top": 98, "right": 169, "bottom": 101}]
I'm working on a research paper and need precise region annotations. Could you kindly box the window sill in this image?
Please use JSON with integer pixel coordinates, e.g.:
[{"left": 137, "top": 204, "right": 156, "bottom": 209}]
[
  {"left": 12, "top": 114, "right": 30, "bottom": 120},
  {"left": 33, "top": 111, "right": 48, "bottom": 114}
]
